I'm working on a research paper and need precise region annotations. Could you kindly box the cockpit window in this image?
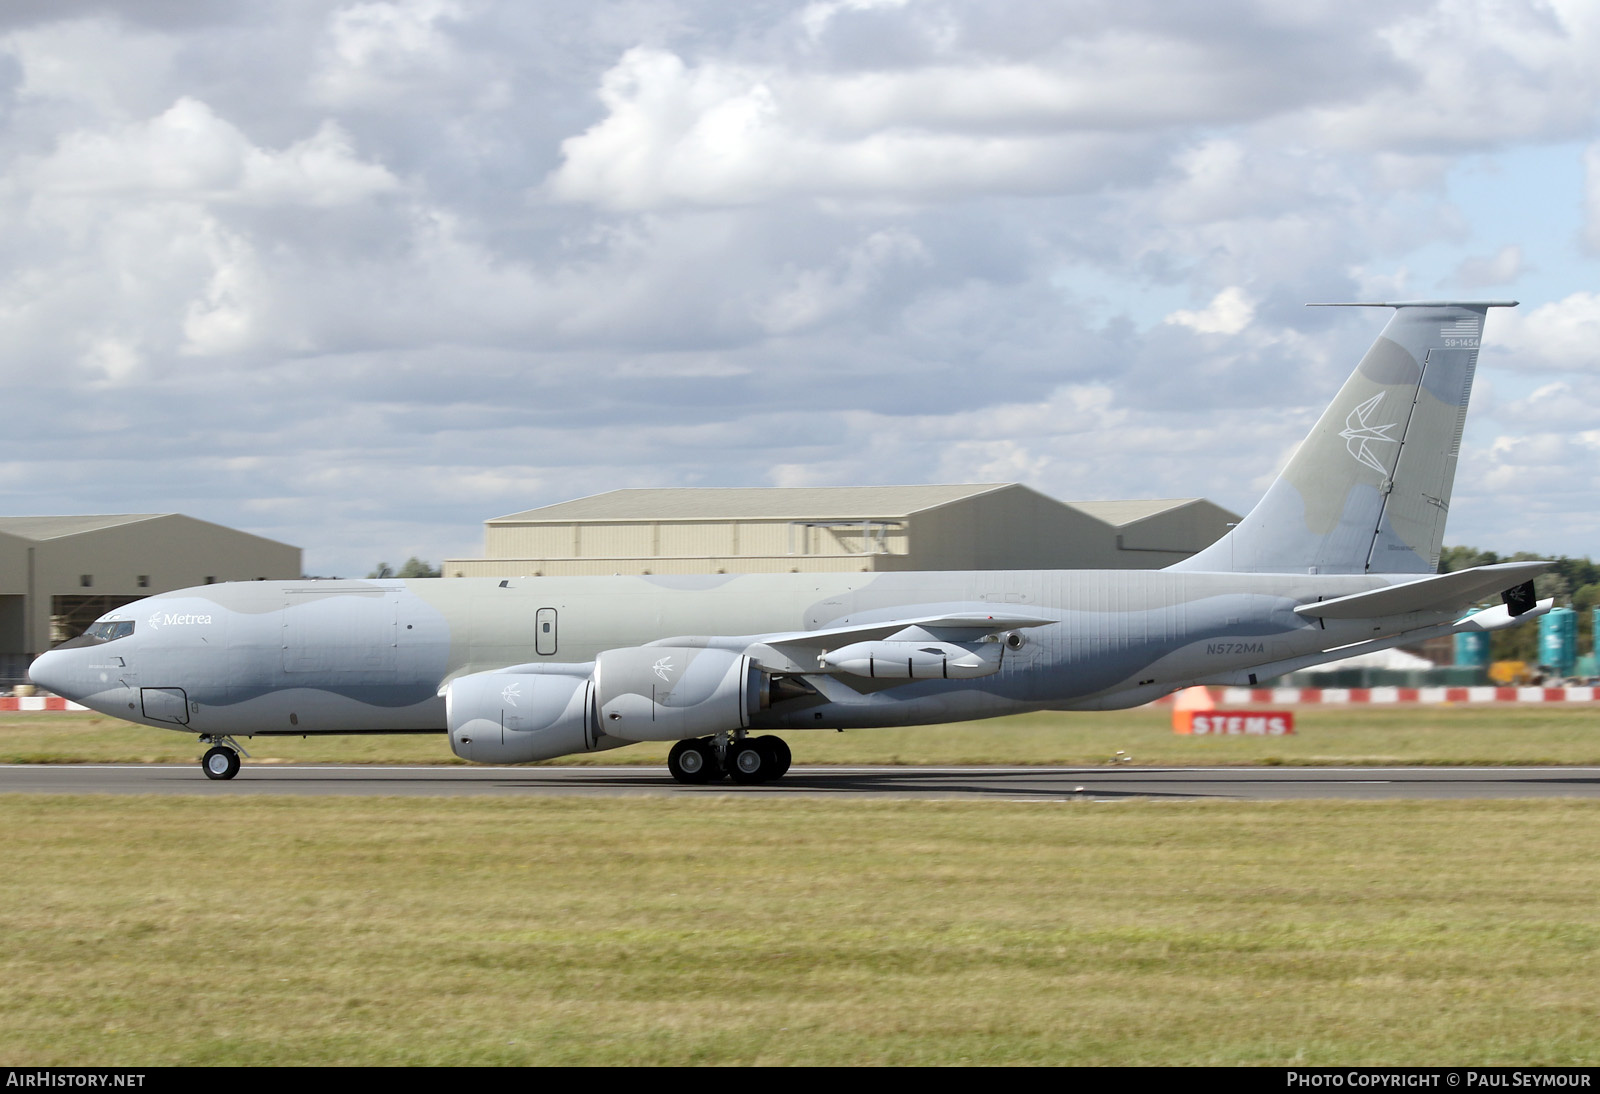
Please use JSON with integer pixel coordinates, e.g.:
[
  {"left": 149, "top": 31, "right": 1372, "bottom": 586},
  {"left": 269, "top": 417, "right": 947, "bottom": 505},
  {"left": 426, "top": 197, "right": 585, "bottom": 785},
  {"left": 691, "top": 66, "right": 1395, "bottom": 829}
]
[{"left": 85, "top": 620, "right": 135, "bottom": 642}]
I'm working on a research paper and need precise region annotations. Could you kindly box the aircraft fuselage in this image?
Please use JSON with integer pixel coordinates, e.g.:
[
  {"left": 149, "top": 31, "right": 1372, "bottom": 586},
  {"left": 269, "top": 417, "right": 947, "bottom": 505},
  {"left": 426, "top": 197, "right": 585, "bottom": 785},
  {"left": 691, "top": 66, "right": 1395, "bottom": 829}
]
[{"left": 34, "top": 568, "right": 1449, "bottom": 741}]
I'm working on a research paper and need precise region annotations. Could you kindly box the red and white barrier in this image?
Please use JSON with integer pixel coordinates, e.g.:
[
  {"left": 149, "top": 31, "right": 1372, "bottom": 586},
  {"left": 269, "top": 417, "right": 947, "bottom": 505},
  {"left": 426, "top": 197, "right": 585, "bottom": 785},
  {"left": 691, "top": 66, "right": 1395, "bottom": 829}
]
[
  {"left": 1219, "top": 686, "right": 1598, "bottom": 705},
  {"left": 0, "top": 696, "right": 89, "bottom": 712}
]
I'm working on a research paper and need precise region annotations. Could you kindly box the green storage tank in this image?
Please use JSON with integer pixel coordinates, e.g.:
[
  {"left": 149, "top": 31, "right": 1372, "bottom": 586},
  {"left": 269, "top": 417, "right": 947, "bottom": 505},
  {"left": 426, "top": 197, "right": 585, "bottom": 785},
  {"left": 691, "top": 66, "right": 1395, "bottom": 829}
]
[
  {"left": 1454, "top": 609, "right": 1491, "bottom": 668},
  {"left": 1539, "top": 607, "right": 1577, "bottom": 677}
]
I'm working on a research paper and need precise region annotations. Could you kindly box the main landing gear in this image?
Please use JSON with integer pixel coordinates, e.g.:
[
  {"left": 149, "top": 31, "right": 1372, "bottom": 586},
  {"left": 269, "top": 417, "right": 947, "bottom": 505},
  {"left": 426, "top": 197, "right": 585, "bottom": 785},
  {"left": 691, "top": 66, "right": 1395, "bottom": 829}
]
[
  {"left": 198, "top": 735, "right": 249, "bottom": 780},
  {"left": 667, "top": 734, "right": 792, "bottom": 786}
]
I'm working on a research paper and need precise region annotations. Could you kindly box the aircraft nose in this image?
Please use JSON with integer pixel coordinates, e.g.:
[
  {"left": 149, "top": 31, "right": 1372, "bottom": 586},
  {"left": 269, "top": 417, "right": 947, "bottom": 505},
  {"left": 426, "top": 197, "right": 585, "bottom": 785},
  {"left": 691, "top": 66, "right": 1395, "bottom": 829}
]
[{"left": 28, "top": 649, "right": 79, "bottom": 700}]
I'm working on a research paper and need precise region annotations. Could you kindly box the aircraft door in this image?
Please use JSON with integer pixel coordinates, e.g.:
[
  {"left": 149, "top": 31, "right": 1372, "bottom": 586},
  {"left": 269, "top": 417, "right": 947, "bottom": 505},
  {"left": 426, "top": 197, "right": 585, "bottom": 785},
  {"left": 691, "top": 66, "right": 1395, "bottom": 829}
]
[
  {"left": 141, "top": 687, "right": 189, "bottom": 725},
  {"left": 536, "top": 608, "right": 557, "bottom": 656}
]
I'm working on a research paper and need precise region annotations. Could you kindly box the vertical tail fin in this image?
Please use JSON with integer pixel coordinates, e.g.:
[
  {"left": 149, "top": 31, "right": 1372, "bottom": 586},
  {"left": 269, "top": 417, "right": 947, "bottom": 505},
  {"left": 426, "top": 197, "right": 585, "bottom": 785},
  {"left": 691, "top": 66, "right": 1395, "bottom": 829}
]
[{"left": 1171, "top": 301, "right": 1516, "bottom": 575}]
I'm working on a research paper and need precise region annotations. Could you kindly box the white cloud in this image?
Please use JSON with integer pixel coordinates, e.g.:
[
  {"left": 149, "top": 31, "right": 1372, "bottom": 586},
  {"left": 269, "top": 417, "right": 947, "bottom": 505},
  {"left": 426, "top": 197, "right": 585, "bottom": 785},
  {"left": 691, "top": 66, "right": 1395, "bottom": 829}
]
[
  {"left": 33, "top": 97, "right": 250, "bottom": 195},
  {"left": 548, "top": 2, "right": 1600, "bottom": 213},
  {"left": 29, "top": 98, "right": 399, "bottom": 206},
  {"left": 241, "top": 119, "right": 404, "bottom": 207},
  {"left": 1164, "top": 287, "right": 1255, "bottom": 335},
  {"left": 1500, "top": 380, "right": 1600, "bottom": 430},
  {"left": 313, "top": 0, "right": 469, "bottom": 106},
  {"left": 799, "top": 0, "right": 914, "bottom": 42},
  {"left": 79, "top": 335, "right": 143, "bottom": 384},
  {"left": 545, "top": 47, "right": 1188, "bottom": 209},
  {"left": 1486, "top": 292, "right": 1600, "bottom": 371},
  {"left": 1482, "top": 431, "right": 1600, "bottom": 493},
  {"left": 1451, "top": 244, "right": 1525, "bottom": 288},
  {"left": 755, "top": 228, "right": 929, "bottom": 334},
  {"left": 1585, "top": 142, "right": 1600, "bottom": 253},
  {"left": 1308, "top": 0, "right": 1600, "bottom": 151},
  {"left": 181, "top": 219, "right": 269, "bottom": 357},
  {"left": 4, "top": 16, "right": 180, "bottom": 119}
]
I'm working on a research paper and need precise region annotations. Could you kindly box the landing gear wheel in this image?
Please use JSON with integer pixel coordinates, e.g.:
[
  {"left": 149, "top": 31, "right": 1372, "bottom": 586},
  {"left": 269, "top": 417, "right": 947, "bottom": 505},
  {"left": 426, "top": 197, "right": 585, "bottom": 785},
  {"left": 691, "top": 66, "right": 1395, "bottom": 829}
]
[
  {"left": 757, "top": 735, "right": 791, "bottom": 778},
  {"left": 201, "top": 746, "right": 240, "bottom": 781},
  {"left": 668, "top": 738, "right": 718, "bottom": 785},
  {"left": 728, "top": 737, "right": 778, "bottom": 785}
]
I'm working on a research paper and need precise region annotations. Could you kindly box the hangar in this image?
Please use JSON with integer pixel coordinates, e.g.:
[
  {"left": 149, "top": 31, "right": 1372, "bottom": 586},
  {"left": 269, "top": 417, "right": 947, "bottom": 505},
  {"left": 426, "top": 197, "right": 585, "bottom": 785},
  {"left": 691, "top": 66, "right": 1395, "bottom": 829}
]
[
  {"left": 0, "top": 514, "right": 301, "bottom": 684},
  {"left": 443, "top": 484, "right": 1237, "bottom": 578}
]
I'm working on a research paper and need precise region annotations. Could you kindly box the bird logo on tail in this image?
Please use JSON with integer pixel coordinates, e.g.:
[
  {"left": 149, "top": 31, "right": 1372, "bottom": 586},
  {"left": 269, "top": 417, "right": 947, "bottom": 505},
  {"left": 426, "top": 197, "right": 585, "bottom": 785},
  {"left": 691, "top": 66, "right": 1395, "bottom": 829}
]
[{"left": 1339, "top": 393, "right": 1399, "bottom": 474}]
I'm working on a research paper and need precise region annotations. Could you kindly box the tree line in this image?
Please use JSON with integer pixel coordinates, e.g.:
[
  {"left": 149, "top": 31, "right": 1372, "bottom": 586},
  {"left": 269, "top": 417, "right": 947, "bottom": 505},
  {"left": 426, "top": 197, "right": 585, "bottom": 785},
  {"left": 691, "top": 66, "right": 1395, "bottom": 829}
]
[{"left": 366, "top": 558, "right": 442, "bottom": 579}]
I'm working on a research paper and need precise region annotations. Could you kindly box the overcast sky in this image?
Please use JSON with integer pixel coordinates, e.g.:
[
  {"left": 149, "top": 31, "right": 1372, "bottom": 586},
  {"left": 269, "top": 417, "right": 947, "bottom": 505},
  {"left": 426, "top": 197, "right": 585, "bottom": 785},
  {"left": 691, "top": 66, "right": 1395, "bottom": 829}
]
[{"left": 3, "top": 0, "right": 1598, "bottom": 576}]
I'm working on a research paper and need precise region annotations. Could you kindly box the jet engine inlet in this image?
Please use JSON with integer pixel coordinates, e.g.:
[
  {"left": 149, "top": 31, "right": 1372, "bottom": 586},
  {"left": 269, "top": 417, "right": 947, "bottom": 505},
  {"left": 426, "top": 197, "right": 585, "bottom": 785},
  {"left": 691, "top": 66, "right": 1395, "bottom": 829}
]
[{"left": 446, "top": 671, "right": 594, "bottom": 763}]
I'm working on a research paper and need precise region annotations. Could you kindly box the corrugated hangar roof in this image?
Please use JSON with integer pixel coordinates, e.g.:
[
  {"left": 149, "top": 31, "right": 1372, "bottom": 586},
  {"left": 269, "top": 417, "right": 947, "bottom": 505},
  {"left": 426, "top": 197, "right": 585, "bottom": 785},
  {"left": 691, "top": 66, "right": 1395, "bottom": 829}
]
[
  {"left": 491, "top": 487, "right": 1218, "bottom": 528},
  {"left": 1067, "top": 499, "right": 1212, "bottom": 527},
  {"left": 491, "top": 485, "right": 1015, "bottom": 523},
  {"left": 0, "top": 514, "right": 167, "bottom": 541}
]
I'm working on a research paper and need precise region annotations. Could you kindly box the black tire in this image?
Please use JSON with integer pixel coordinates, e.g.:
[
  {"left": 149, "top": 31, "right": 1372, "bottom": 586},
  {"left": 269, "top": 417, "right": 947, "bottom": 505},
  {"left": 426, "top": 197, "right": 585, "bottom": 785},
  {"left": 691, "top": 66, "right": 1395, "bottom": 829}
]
[
  {"left": 728, "top": 737, "right": 776, "bottom": 784},
  {"left": 201, "top": 746, "right": 240, "bottom": 781},
  {"left": 667, "top": 738, "right": 717, "bottom": 785},
  {"left": 757, "top": 735, "right": 791, "bottom": 778}
]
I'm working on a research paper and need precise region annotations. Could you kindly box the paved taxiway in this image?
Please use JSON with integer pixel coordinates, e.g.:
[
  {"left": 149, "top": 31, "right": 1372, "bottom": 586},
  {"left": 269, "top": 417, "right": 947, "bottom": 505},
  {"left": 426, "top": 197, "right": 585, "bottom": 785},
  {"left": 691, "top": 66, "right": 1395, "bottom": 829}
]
[{"left": 3, "top": 763, "right": 1600, "bottom": 801}]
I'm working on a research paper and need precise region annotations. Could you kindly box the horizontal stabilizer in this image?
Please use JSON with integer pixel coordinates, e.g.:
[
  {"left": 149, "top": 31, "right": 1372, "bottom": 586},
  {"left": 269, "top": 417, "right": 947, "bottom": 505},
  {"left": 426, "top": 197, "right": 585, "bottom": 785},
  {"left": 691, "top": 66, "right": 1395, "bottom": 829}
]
[
  {"left": 1293, "top": 561, "right": 1551, "bottom": 620},
  {"left": 1196, "top": 597, "right": 1552, "bottom": 686}
]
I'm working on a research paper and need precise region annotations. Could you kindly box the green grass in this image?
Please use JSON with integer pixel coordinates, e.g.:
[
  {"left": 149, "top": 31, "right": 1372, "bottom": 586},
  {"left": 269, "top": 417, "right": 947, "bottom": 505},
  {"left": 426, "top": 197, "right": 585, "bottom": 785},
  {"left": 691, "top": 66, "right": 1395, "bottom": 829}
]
[
  {"left": 2, "top": 795, "right": 1598, "bottom": 1065},
  {"left": 4, "top": 704, "right": 1600, "bottom": 767}
]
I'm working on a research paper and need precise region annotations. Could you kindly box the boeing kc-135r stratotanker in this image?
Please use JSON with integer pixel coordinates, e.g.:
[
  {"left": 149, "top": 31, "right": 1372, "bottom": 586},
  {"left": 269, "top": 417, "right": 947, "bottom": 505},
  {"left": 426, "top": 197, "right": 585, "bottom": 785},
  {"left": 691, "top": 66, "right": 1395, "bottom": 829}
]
[{"left": 30, "top": 302, "right": 1553, "bottom": 784}]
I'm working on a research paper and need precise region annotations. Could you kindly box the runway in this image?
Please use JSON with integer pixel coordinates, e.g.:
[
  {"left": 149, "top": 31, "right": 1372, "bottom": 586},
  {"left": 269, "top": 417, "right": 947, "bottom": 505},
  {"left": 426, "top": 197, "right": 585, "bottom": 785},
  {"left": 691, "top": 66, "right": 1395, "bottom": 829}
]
[{"left": 4, "top": 763, "right": 1600, "bottom": 801}]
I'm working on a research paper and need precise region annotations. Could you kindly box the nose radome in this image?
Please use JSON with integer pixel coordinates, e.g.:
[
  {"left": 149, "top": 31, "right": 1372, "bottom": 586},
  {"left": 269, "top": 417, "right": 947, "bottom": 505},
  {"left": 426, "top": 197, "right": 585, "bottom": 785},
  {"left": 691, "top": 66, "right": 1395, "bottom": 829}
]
[{"left": 28, "top": 650, "right": 73, "bottom": 699}]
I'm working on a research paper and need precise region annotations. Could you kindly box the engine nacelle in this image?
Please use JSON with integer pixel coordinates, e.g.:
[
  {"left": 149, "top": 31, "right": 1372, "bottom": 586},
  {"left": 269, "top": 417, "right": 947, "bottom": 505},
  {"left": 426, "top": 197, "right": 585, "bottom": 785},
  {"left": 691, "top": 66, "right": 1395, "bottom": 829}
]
[
  {"left": 593, "top": 645, "right": 755, "bottom": 742},
  {"left": 821, "top": 640, "right": 1002, "bottom": 679},
  {"left": 446, "top": 670, "right": 595, "bottom": 763}
]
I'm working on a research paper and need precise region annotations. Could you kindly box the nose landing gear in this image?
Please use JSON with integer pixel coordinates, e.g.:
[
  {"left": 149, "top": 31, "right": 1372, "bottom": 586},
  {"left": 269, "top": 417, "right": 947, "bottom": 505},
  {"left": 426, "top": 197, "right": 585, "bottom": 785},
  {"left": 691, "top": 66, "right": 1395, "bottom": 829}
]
[{"left": 198, "top": 735, "right": 249, "bottom": 780}]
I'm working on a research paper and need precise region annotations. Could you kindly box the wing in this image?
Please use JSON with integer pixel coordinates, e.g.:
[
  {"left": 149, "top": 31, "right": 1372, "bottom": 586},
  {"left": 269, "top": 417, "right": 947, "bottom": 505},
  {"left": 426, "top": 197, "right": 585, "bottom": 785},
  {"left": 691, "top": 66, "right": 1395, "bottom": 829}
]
[
  {"left": 440, "top": 611, "right": 1056, "bottom": 698},
  {"left": 646, "top": 611, "right": 1056, "bottom": 673},
  {"left": 1293, "top": 561, "right": 1551, "bottom": 621}
]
